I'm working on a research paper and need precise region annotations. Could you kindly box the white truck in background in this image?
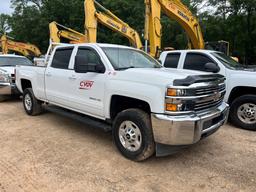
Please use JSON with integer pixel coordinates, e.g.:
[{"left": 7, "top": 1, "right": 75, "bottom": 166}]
[
  {"left": 160, "top": 50, "right": 256, "bottom": 130},
  {"left": 0, "top": 54, "right": 33, "bottom": 101},
  {"left": 16, "top": 43, "right": 229, "bottom": 161}
]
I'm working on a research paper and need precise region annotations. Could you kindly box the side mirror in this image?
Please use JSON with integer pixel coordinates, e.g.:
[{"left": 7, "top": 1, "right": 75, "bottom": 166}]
[
  {"left": 74, "top": 55, "right": 105, "bottom": 73},
  {"left": 204, "top": 62, "right": 220, "bottom": 73}
]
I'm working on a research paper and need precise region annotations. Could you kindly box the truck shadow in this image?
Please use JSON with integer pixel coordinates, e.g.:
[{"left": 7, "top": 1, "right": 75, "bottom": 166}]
[
  {"left": 15, "top": 103, "right": 226, "bottom": 165},
  {"left": 43, "top": 107, "right": 224, "bottom": 164}
]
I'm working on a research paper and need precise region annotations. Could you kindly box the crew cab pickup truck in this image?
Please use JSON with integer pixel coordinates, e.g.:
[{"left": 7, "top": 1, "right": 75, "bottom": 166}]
[
  {"left": 0, "top": 54, "right": 33, "bottom": 101},
  {"left": 160, "top": 50, "right": 256, "bottom": 130},
  {"left": 16, "top": 44, "right": 229, "bottom": 161}
]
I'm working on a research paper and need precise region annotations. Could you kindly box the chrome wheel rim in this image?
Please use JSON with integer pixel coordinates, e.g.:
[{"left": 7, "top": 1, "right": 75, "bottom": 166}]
[
  {"left": 24, "top": 94, "right": 32, "bottom": 111},
  {"left": 118, "top": 121, "right": 142, "bottom": 152},
  {"left": 237, "top": 103, "right": 256, "bottom": 124}
]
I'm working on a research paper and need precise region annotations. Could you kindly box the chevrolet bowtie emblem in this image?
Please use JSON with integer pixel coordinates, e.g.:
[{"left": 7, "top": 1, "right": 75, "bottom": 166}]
[{"left": 214, "top": 91, "right": 221, "bottom": 101}]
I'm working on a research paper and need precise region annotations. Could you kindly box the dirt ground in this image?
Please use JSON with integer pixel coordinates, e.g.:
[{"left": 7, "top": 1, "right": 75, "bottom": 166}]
[{"left": 0, "top": 99, "right": 255, "bottom": 192}]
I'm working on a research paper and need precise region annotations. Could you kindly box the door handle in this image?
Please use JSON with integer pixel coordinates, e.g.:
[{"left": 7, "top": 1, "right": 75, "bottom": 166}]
[
  {"left": 46, "top": 72, "right": 52, "bottom": 77},
  {"left": 68, "top": 76, "right": 77, "bottom": 80}
]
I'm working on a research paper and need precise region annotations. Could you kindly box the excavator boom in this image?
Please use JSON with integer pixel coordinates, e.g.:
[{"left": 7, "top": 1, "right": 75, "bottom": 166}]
[
  {"left": 145, "top": 0, "right": 204, "bottom": 57},
  {"left": 84, "top": 0, "right": 143, "bottom": 49},
  {"left": 49, "top": 21, "right": 87, "bottom": 44}
]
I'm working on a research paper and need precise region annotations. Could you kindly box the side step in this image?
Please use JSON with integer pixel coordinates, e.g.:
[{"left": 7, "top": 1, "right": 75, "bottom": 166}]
[{"left": 44, "top": 105, "right": 112, "bottom": 132}]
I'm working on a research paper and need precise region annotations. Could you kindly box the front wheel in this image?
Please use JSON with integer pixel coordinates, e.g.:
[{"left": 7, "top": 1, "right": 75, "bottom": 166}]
[
  {"left": 229, "top": 95, "right": 256, "bottom": 131},
  {"left": 113, "top": 109, "right": 155, "bottom": 161},
  {"left": 23, "top": 88, "right": 43, "bottom": 116}
]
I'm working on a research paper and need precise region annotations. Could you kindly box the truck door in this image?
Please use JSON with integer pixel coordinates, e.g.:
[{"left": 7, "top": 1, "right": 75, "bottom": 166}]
[
  {"left": 45, "top": 47, "right": 75, "bottom": 107},
  {"left": 68, "top": 47, "right": 107, "bottom": 118}
]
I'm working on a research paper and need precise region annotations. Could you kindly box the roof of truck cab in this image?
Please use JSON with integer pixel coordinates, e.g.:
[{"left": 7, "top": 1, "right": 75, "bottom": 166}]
[
  {"left": 0, "top": 54, "right": 27, "bottom": 58},
  {"left": 55, "top": 43, "right": 136, "bottom": 49},
  {"left": 162, "top": 49, "right": 219, "bottom": 54}
]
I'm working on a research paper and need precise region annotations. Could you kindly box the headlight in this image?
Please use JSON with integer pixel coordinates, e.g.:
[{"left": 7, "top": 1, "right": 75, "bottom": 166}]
[
  {"left": 165, "top": 87, "right": 189, "bottom": 112},
  {"left": 0, "top": 71, "right": 11, "bottom": 83}
]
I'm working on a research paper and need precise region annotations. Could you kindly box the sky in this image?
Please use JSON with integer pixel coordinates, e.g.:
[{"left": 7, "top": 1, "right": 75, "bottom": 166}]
[{"left": 0, "top": 0, "right": 13, "bottom": 15}]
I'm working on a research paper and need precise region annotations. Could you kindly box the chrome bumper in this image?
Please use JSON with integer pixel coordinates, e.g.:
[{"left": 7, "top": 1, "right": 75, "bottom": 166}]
[
  {"left": 151, "top": 102, "right": 229, "bottom": 146},
  {"left": 0, "top": 83, "right": 20, "bottom": 95}
]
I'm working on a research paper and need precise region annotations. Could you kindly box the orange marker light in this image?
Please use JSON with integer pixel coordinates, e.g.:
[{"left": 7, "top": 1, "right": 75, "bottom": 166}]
[
  {"left": 167, "top": 88, "right": 177, "bottom": 96},
  {"left": 166, "top": 103, "right": 177, "bottom": 111}
]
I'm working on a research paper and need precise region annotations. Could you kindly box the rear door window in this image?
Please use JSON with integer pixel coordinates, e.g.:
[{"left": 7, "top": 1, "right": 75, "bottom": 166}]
[{"left": 51, "top": 48, "right": 73, "bottom": 69}]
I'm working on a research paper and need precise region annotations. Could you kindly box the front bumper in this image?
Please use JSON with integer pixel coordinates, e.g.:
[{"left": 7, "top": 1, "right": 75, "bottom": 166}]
[
  {"left": 0, "top": 82, "right": 20, "bottom": 96},
  {"left": 151, "top": 102, "right": 229, "bottom": 146}
]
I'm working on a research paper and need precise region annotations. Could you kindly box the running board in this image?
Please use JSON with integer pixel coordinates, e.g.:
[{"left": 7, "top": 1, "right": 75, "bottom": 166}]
[{"left": 44, "top": 105, "right": 112, "bottom": 132}]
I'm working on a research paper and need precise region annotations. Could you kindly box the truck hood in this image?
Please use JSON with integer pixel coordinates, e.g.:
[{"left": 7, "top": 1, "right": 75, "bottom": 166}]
[
  {"left": 238, "top": 66, "right": 256, "bottom": 72},
  {"left": 0, "top": 66, "right": 15, "bottom": 74},
  {"left": 228, "top": 67, "right": 256, "bottom": 75},
  {"left": 226, "top": 67, "right": 256, "bottom": 83},
  {"left": 112, "top": 68, "right": 208, "bottom": 86}
]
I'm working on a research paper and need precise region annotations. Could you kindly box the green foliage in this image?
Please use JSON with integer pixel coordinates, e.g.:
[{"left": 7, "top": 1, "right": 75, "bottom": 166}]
[
  {"left": 0, "top": 14, "right": 11, "bottom": 34},
  {"left": 3, "top": 0, "right": 256, "bottom": 64}
]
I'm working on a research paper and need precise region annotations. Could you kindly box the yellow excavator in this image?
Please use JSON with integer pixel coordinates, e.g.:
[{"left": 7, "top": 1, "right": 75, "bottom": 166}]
[
  {"left": 49, "top": 21, "right": 87, "bottom": 44},
  {"left": 84, "top": 0, "right": 143, "bottom": 49},
  {"left": 0, "top": 34, "right": 41, "bottom": 57},
  {"left": 144, "top": 0, "right": 205, "bottom": 57}
]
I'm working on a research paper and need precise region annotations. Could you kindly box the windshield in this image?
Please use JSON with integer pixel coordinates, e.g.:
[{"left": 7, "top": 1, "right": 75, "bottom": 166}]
[
  {"left": 211, "top": 52, "right": 240, "bottom": 68},
  {"left": 0, "top": 57, "right": 32, "bottom": 67},
  {"left": 102, "top": 47, "right": 161, "bottom": 70}
]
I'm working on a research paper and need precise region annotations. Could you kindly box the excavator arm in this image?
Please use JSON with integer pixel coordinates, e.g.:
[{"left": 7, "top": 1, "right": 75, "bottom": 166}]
[
  {"left": 84, "top": 0, "right": 143, "bottom": 49},
  {"left": 0, "top": 34, "right": 8, "bottom": 54},
  {"left": 0, "top": 34, "right": 41, "bottom": 57},
  {"left": 4, "top": 45, "right": 30, "bottom": 57},
  {"left": 145, "top": 0, "right": 204, "bottom": 57},
  {"left": 49, "top": 21, "right": 87, "bottom": 44}
]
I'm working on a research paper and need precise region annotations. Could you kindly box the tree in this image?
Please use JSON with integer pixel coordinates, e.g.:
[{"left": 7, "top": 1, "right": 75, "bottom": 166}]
[
  {"left": 4, "top": 0, "right": 256, "bottom": 65},
  {"left": 0, "top": 14, "right": 11, "bottom": 34}
]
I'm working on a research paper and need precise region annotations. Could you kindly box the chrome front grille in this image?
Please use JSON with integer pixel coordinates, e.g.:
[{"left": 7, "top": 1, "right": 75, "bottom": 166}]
[
  {"left": 195, "top": 83, "right": 225, "bottom": 96},
  {"left": 193, "top": 83, "right": 226, "bottom": 111}
]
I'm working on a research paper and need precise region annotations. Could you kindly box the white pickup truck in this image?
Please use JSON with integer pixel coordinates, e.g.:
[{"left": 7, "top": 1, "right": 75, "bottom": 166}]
[
  {"left": 16, "top": 44, "right": 229, "bottom": 161},
  {"left": 0, "top": 54, "right": 33, "bottom": 101},
  {"left": 160, "top": 50, "right": 256, "bottom": 130}
]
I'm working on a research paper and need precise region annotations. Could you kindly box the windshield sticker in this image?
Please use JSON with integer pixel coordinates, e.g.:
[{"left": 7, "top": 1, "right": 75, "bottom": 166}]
[{"left": 80, "top": 80, "right": 94, "bottom": 90}]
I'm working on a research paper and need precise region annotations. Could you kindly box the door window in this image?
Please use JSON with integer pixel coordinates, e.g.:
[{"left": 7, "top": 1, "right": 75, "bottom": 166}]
[
  {"left": 51, "top": 48, "right": 73, "bottom": 69},
  {"left": 184, "top": 53, "right": 215, "bottom": 71},
  {"left": 164, "top": 53, "right": 181, "bottom": 68},
  {"left": 76, "top": 48, "right": 102, "bottom": 65}
]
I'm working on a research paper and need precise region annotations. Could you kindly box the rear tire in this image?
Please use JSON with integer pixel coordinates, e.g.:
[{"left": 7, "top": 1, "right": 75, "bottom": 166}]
[
  {"left": 113, "top": 108, "right": 155, "bottom": 161},
  {"left": 23, "top": 88, "right": 43, "bottom": 116},
  {"left": 229, "top": 95, "right": 256, "bottom": 131},
  {"left": 0, "top": 96, "right": 7, "bottom": 102}
]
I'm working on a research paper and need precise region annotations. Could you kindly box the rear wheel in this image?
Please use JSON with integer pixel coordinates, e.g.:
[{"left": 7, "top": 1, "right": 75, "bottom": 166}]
[
  {"left": 23, "top": 88, "right": 43, "bottom": 116},
  {"left": 0, "top": 96, "right": 7, "bottom": 102},
  {"left": 113, "top": 109, "right": 155, "bottom": 161},
  {"left": 229, "top": 95, "right": 256, "bottom": 131}
]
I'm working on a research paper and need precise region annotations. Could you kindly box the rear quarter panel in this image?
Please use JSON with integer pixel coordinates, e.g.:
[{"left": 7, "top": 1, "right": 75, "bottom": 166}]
[{"left": 16, "top": 65, "right": 46, "bottom": 100}]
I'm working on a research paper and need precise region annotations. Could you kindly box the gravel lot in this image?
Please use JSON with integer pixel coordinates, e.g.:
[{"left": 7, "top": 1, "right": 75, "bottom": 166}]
[{"left": 0, "top": 99, "right": 255, "bottom": 192}]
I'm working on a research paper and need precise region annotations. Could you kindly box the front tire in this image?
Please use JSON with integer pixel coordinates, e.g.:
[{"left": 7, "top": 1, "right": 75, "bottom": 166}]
[
  {"left": 229, "top": 95, "right": 256, "bottom": 131},
  {"left": 23, "top": 88, "right": 43, "bottom": 116},
  {"left": 113, "top": 109, "right": 155, "bottom": 161}
]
